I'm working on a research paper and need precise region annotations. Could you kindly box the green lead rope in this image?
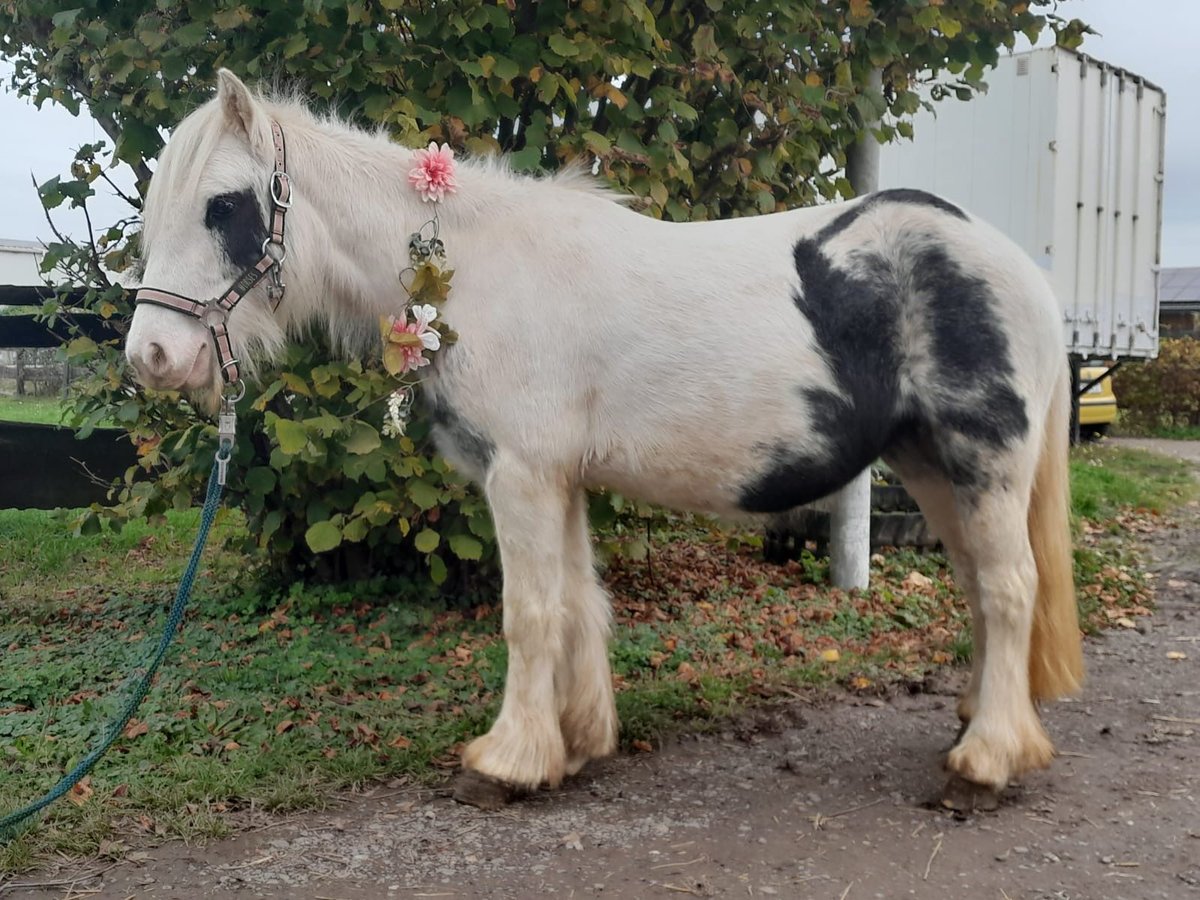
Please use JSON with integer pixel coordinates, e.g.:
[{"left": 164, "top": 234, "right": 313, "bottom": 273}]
[{"left": 0, "top": 460, "right": 225, "bottom": 843}]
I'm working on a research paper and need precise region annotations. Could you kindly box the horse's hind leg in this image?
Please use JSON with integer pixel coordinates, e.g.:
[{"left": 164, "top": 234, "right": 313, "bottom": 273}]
[
  {"left": 945, "top": 474, "right": 1055, "bottom": 792},
  {"left": 883, "top": 462, "right": 983, "bottom": 725},
  {"left": 557, "top": 491, "right": 618, "bottom": 775},
  {"left": 458, "top": 453, "right": 570, "bottom": 795}
]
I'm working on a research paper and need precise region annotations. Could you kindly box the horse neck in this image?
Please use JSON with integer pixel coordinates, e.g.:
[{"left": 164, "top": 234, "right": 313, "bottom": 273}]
[{"left": 279, "top": 118, "right": 520, "bottom": 327}]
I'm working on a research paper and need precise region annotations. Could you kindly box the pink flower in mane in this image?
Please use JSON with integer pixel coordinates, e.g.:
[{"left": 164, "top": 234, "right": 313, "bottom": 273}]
[{"left": 408, "top": 142, "right": 458, "bottom": 203}]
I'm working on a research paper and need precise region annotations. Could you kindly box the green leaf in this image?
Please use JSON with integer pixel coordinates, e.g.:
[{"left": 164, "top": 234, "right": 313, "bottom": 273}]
[
  {"left": 448, "top": 533, "right": 483, "bottom": 561},
  {"left": 407, "top": 480, "right": 441, "bottom": 511},
  {"left": 65, "top": 336, "right": 98, "bottom": 358},
  {"left": 174, "top": 20, "right": 208, "bottom": 46},
  {"left": 414, "top": 528, "right": 440, "bottom": 553},
  {"left": 51, "top": 8, "right": 82, "bottom": 28},
  {"left": 282, "top": 33, "right": 308, "bottom": 58},
  {"left": 429, "top": 553, "right": 448, "bottom": 585},
  {"left": 547, "top": 34, "right": 579, "bottom": 57},
  {"left": 305, "top": 520, "right": 343, "bottom": 553},
  {"left": 245, "top": 467, "right": 277, "bottom": 495},
  {"left": 273, "top": 419, "right": 308, "bottom": 455},
  {"left": 492, "top": 55, "right": 520, "bottom": 81},
  {"left": 344, "top": 421, "right": 381, "bottom": 455}
]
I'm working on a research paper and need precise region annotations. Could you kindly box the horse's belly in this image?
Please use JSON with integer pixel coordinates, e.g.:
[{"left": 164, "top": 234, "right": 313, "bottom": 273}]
[{"left": 582, "top": 400, "right": 846, "bottom": 517}]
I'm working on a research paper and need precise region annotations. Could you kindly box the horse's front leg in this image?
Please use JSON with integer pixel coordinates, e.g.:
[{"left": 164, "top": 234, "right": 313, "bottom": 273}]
[
  {"left": 558, "top": 490, "right": 618, "bottom": 775},
  {"left": 459, "top": 455, "right": 570, "bottom": 795}
]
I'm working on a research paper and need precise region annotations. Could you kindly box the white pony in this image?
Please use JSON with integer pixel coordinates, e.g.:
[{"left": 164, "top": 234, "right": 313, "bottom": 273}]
[{"left": 127, "top": 71, "right": 1082, "bottom": 809}]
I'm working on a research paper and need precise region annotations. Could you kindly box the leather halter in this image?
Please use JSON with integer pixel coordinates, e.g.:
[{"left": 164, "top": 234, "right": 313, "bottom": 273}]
[{"left": 134, "top": 120, "right": 292, "bottom": 387}]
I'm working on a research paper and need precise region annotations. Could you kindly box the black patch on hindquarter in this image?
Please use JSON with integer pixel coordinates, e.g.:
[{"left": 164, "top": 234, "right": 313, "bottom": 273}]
[
  {"left": 205, "top": 189, "right": 267, "bottom": 270},
  {"left": 737, "top": 196, "right": 1028, "bottom": 514},
  {"left": 739, "top": 238, "right": 906, "bottom": 514},
  {"left": 428, "top": 393, "right": 495, "bottom": 476}
]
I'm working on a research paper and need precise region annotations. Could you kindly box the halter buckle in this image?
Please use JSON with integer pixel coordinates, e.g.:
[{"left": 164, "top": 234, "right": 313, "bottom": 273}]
[{"left": 270, "top": 170, "right": 294, "bottom": 209}]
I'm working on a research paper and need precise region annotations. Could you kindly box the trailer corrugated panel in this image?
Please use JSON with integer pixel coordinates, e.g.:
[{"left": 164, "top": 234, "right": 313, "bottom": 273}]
[{"left": 879, "top": 47, "right": 1166, "bottom": 360}]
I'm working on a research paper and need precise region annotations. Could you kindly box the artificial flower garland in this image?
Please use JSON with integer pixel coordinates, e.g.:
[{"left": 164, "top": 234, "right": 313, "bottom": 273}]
[{"left": 380, "top": 142, "right": 458, "bottom": 438}]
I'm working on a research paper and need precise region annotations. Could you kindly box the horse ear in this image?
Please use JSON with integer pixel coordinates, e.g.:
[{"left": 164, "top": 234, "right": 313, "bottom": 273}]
[{"left": 216, "top": 69, "right": 268, "bottom": 150}]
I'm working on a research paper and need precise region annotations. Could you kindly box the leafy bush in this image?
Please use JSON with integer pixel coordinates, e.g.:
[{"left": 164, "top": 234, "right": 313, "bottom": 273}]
[
  {"left": 80, "top": 340, "right": 496, "bottom": 586},
  {"left": 1112, "top": 338, "right": 1200, "bottom": 434}
]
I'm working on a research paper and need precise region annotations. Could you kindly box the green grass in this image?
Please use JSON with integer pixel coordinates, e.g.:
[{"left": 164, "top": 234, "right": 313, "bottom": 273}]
[
  {"left": 0, "top": 444, "right": 1194, "bottom": 873},
  {"left": 1069, "top": 443, "right": 1197, "bottom": 520},
  {"left": 0, "top": 395, "right": 66, "bottom": 425}
]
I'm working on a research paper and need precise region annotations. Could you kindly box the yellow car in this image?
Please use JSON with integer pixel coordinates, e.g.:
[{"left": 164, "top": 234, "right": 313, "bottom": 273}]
[{"left": 1079, "top": 363, "right": 1118, "bottom": 438}]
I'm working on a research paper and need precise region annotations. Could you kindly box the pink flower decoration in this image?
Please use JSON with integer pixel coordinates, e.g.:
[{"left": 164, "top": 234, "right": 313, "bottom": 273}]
[
  {"left": 383, "top": 304, "right": 442, "bottom": 375},
  {"left": 408, "top": 142, "right": 458, "bottom": 203}
]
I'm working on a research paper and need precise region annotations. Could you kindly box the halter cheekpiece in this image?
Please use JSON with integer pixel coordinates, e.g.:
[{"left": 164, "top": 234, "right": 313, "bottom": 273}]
[{"left": 134, "top": 120, "right": 292, "bottom": 390}]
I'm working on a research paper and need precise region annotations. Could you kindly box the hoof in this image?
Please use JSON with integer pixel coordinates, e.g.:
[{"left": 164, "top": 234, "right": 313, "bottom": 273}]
[
  {"left": 951, "top": 718, "right": 969, "bottom": 748},
  {"left": 452, "top": 770, "right": 527, "bottom": 810},
  {"left": 940, "top": 774, "right": 1001, "bottom": 813}
]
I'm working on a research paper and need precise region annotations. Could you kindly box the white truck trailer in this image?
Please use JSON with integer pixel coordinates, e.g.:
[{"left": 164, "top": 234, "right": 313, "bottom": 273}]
[{"left": 880, "top": 47, "right": 1166, "bottom": 370}]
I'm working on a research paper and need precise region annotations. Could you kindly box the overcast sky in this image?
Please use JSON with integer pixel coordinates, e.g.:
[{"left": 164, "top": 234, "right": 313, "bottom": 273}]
[{"left": 0, "top": 0, "right": 1195, "bottom": 266}]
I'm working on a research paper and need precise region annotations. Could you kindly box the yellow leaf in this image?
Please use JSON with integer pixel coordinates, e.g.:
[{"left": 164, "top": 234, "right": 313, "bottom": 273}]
[
  {"left": 820, "top": 648, "right": 840, "bottom": 663},
  {"left": 603, "top": 83, "right": 628, "bottom": 110},
  {"left": 386, "top": 331, "right": 424, "bottom": 348},
  {"left": 805, "top": 71, "right": 822, "bottom": 87},
  {"left": 383, "top": 345, "right": 409, "bottom": 375}
]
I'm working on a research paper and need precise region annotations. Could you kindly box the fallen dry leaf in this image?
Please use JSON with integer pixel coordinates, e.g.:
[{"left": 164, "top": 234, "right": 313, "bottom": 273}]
[
  {"left": 820, "top": 648, "right": 841, "bottom": 663},
  {"left": 1167, "top": 651, "right": 1187, "bottom": 661},
  {"left": 68, "top": 777, "right": 94, "bottom": 806},
  {"left": 123, "top": 719, "right": 149, "bottom": 740},
  {"left": 560, "top": 830, "right": 584, "bottom": 850},
  {"left": 902, "top": 571, "right": 934, "bottom": 591},
  {"left": 632, "top": 739, "right": 654, "bottom": 753}
]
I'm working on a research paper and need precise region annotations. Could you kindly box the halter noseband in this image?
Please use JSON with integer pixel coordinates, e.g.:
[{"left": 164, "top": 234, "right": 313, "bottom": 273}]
[{"left": 134, "top": 120, "right": 292, "bottom": 388}]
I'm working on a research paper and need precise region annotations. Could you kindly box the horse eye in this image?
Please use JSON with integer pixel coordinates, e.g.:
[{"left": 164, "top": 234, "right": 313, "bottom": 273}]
[{"left": 206, "top": 195, "right": 238, "bottom": 223}]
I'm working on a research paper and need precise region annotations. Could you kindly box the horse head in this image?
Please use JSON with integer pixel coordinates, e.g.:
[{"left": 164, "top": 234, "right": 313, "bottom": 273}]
[{"left": 126, "top": 70, "right": 293, "bottom": 411}]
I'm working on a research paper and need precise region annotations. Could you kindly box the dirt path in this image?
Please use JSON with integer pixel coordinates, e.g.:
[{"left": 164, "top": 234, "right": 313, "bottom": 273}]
[
  {"left": 7, "top": 455, "right": 1199, "bottom": 900},
  {"left": 1110, "top": 436, "right": 1200, "bottom": 466}
]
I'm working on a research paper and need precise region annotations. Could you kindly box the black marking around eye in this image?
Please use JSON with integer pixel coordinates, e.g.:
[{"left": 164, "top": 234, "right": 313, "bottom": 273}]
[{"left": 204, "top": 189, "right": 267, "bottom": 269}]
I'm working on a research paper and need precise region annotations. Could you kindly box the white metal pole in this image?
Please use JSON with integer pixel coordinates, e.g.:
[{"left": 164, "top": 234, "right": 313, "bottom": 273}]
[{"left": 829, "top": 68, "right": 882, "bottom": 592}]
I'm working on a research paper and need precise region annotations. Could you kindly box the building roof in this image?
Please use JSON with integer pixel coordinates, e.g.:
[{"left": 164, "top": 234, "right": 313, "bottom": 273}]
[
  {"left": 1161, "top": 267, "right": 1200, "bottom": 309},
  {"left": 0, "top": 238, "right": 43, "bottom": 254}
]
